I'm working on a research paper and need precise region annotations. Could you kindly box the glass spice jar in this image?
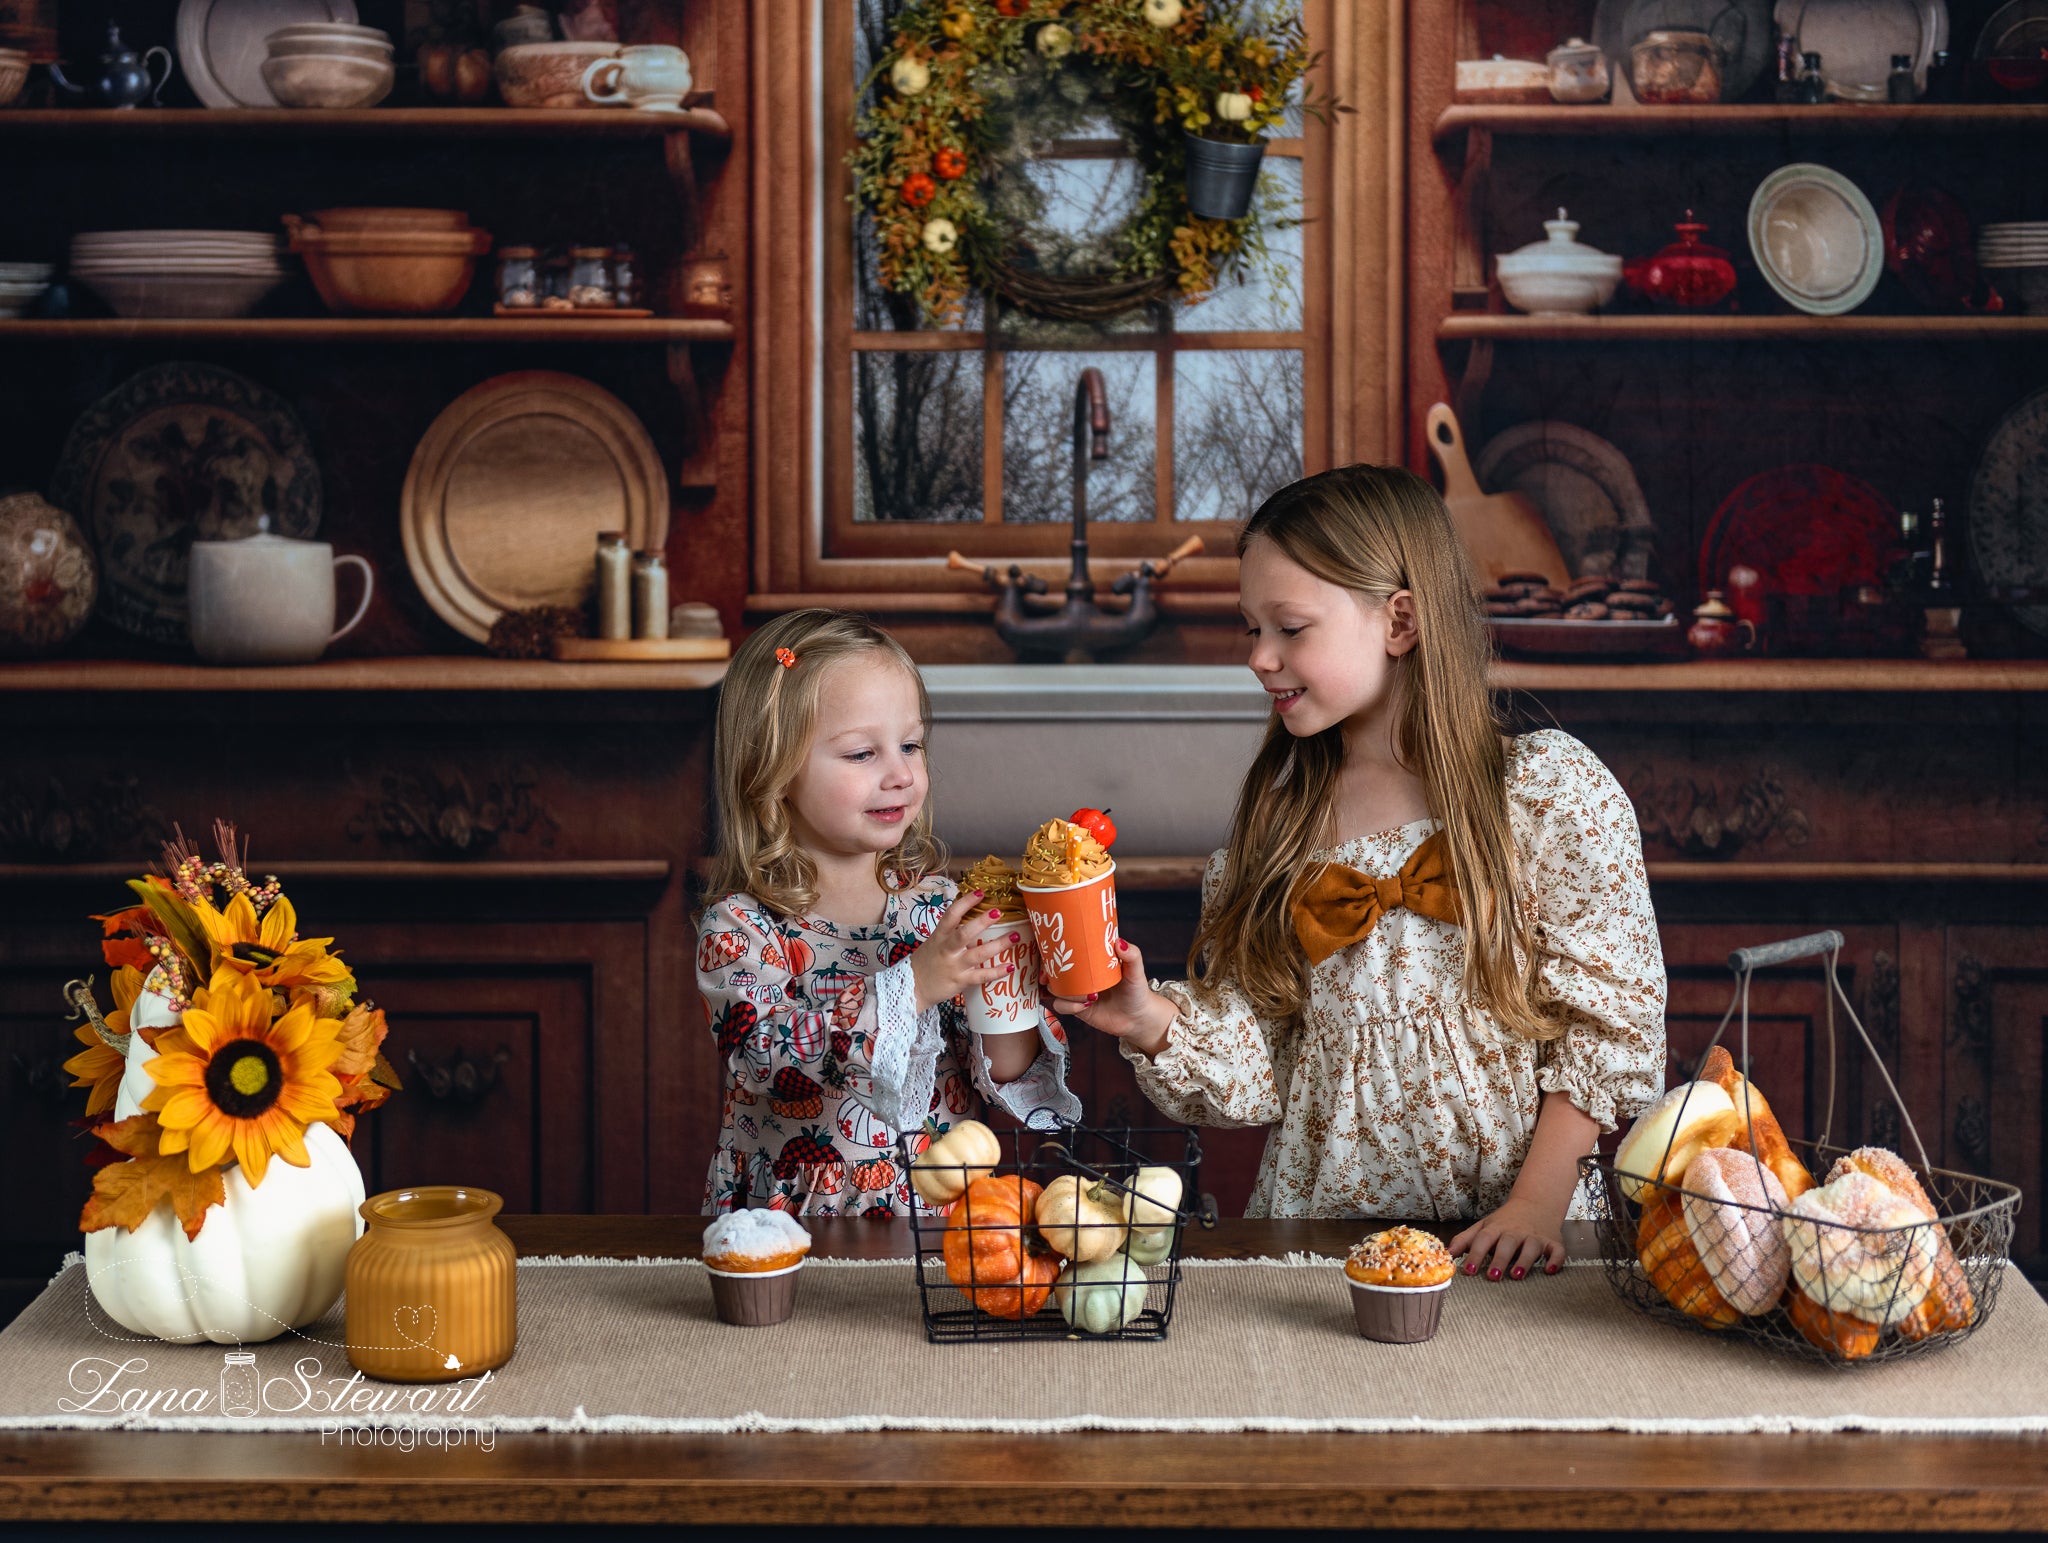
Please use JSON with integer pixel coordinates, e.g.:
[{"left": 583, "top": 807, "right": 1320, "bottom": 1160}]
[
  {"left": 609, "top": 244, "right": 639, "bottom": 309},
  {"left": 495, "top": 245, "right": 541, "bottom": 309},
  {"left": 345, "top": 1187, "right": 517, "bottom": 1384},
  {"left": 595, "top": 530, "right": 631, "bottom": 639},
  {"left": 568, "top": 245, "right": 614, "bottom": 309}
]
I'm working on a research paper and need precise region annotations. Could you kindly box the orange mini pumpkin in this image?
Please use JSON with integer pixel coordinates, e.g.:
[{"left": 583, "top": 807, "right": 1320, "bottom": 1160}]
[
  {"left": 933, "top": 147, "right": 967, "bottom": 180},
  {"left": 901, "top": 172, "right": 937, "bottom": 209},
  {"left": 943, "top": 1174, "right": 1059, "bottom": 1319}
]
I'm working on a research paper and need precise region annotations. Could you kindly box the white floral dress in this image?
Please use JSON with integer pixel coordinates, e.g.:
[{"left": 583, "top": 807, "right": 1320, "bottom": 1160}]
[
  {"left": 1125, "top": 730, "right": 1667, "bottom": 1219},
  {"left": 698, "top": 874, "right": 1080, "bottom": 1217}
]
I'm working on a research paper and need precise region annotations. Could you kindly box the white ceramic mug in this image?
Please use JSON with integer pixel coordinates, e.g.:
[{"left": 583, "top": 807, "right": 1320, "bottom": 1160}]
[
  {"left": 581, "top": 44, "right": 691, "bottom": 112},
  {"left": 187, "top": 533, "right": 373, "bottom": 665},
  {"left": 963, "top": 918, "right": 1044, "bottom": 1036}
]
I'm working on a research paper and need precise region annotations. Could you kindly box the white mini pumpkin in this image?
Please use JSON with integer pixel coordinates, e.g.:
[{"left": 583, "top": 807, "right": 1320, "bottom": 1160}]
[{"left": 82, "top": 985, "right": 366, "bottom": 1345}]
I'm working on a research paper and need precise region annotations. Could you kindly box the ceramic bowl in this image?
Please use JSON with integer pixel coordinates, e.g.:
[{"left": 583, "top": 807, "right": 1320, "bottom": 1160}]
[
  {"left": 0, "top": 47, "right": 28, "bottom": 107},
  {"left": 1747, "top": 163, "right": 1883, "bottom": 316},
  {"left": 265, "top": 22, "right": 392, "bottom": 45},
  {"left": 494, "top": 41, "right": 619, "bottom": 108},
  {"left": 287, "top": 223, "right": 492, "bottom": 314},
  {"left": 1497, "top": 266, "right": 1620, "bottom": 314},
  {"left": 260, "top": 52, "right": 394, "bottom": 110},
  {"left": 309, "top": 207, "right": 472, "bottom": 233},
  {"left": 75, "top": 271, "right": 284, "bottom": 319},
  {"left": 266, "top": 36, "right": 394, "bottom": 63}
]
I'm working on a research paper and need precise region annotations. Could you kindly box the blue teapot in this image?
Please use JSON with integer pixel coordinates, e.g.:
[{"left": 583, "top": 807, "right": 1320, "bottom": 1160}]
[{"left": 49, "top": 22, "right": 173, "bottom": 109}]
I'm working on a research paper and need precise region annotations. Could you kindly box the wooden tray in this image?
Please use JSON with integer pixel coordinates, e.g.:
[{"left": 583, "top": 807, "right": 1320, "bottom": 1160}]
[
  {"left": 1489, "top": 615, "right": 1689, "bottom": 659},
  {"left": 400, "top": 370, "right": 667, "bottom": 644},
  {"left": 551, "top": 636, "right": 730, "bottom": 662},
  {"left": 492, "top": 306, "right": 656, "bottom": 318}
]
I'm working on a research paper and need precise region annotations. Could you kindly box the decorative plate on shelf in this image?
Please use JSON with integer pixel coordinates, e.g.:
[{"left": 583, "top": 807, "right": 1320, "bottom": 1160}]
[
  {"left": 1747, "top": 163, "right": 1884, "bottom": 316},
  {"left": 1474, "top": 421, "right": 1655, "bottom": 580},
  {"left": 49, "top": 362, "right": 321, "bottom": 645},
  {"left": 1699, "top": 464, "right": 1900, "bottom": 600},
  {"left": 1489, "top": 615, "right": 1688, "bottom": 660},
  {"left": 401, "top": 371, "right": 668, "bottom": 644},
  {"left": 1967, "top": 385, "right": 2048, "bottom": 638},
  {"left": 177, "top": 0, "right": 359, "bottom": 108}
]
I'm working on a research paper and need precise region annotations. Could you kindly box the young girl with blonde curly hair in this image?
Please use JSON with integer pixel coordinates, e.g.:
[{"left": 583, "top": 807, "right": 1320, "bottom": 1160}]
[
  {"left": 1050, "top": 465, "right": 1667, "bottom": 1280},
  {"left": 699, "top": 608, "right": 1077, "bottom": 1216}
]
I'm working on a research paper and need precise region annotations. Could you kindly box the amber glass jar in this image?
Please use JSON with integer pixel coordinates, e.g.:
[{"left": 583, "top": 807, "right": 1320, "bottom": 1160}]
[{"left": 346, "top": 1187, "right": 516, "bottom": 1383}]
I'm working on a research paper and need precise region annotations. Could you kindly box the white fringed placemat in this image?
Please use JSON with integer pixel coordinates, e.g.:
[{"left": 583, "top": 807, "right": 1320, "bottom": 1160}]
[{"left": 1, "top": 1254, "right": 2044, "bottom": 1435}]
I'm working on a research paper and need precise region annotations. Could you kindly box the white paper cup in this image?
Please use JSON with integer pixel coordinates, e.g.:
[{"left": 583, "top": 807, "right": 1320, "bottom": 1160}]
[{"left": 964, "top": 918, "right": 1043, "bottom": 1035}]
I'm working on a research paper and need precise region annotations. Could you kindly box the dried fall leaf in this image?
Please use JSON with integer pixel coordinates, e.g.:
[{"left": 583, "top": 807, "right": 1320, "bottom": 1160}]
[
  {"left": 80, "top": 1115, "right": 225, "bottom": 1241},
  {"left": 330, "top": 1003, "right": 388, "bottom": 1080}
]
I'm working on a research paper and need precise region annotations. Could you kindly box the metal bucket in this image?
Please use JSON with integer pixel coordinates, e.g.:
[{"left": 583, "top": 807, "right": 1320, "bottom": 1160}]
[{"left": 1183, "top": 131, "right": 1265, "bottom": 220}]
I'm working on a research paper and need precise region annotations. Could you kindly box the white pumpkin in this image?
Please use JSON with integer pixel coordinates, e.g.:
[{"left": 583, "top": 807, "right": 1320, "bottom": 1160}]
[{"left": 83, "top": 985, "right": 366, "bottom": 1345}]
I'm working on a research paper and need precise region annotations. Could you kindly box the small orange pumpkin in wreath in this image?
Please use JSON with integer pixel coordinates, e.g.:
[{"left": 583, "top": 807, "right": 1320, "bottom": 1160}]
[
  {"left": 943, "top": 1173, "right": 1060, "bottom": 1319},
  {"left": 933, "top": 146, "right": 967, "bottom": 180}
]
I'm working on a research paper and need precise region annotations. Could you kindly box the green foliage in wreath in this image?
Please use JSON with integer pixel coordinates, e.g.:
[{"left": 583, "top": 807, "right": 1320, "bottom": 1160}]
[{"left": 848, "top": 0, "right": 1329, "bottom": 327}]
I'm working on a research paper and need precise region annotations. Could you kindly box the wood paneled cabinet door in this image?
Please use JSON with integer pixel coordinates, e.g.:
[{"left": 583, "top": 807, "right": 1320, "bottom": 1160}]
[
  {"left": 1942, "top": 926, "right": 2048, "bottom": 1267},
  {"left": 0, "top": 964, "right": 99, "bottom": 1268},
  {"left": 1656, "top": 922, "right": 1902, "bottom": 1155}
]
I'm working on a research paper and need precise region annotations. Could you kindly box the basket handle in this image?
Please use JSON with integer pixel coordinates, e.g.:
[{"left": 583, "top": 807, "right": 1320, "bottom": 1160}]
[{"left": 1727, "top": 930, "right": 1844, "bottom": 973}]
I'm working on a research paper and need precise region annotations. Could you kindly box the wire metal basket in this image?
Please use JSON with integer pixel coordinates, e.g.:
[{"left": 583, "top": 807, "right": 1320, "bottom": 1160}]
[
  {"left": 897, "top": 1123, "right": 1216, "bottom": 1343},
  {"left": 1580, "top": 930, "right": 2021, "bottom": 1366}
]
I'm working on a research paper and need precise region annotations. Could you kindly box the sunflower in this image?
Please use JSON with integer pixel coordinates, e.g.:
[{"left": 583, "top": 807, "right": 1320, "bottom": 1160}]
[
  {"left": 191, "top": 889, "right": 352, "bottom": 994},
  {"left": 62, "top": 965, "right": 142, "bottom": 1117},
  {"left": 143, "top": 966, "right": 345, "bottom": 1186}
]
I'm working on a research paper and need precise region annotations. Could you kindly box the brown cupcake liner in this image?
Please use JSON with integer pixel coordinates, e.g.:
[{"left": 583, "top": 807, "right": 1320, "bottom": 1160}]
[
  {"left": 705, "top": 1259, "right": 803, "bottom": 1326},
  {"left": 1347, "top": 1276, "right": 1450, "bottom": 1343}
]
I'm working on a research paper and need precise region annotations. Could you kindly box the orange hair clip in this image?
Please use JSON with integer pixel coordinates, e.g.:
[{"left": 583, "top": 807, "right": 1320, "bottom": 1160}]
[{"left": 775, "top": 647, "right": 798, "bottom": 669}]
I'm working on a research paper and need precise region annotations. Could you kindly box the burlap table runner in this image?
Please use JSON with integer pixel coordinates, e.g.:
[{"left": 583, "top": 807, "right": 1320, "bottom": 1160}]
[{"left": 2, "top": 1255, "right": 2043, "bottom": 1435}]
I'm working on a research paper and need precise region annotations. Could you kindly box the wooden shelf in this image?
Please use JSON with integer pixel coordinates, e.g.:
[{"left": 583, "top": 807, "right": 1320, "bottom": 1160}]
[
  {"left": 3, "top": 658, "right": 2041, "bottom": 694},
  {"left": 0, "top": 106, "right": 731, "bottom": 143},
  {"left": 960, "top": 856, "right": 2048, "bottom": 891},
  {"left": 1489, "top": 659, "right": 2048, "bottom": 691},
  {"left": 0, "top": 859, "right": 669, "bottom": 883},
  {"left": 0, "top": 317, "right": 735, "bottom": 344},
  {"left": 1439, "top": 315, "right": 2048, "bottom": 343},
  {"left": 1434, "top": 103, "right": 2048, "bottom": 145},
  {"left": 0, "top": 657, "right": 728, "bottom": 692}
]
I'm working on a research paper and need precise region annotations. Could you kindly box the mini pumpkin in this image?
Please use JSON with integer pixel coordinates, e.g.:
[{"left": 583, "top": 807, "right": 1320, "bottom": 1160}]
[
  {"left": 900, "top": 173, "right": 937, "bottom": 209},
  {"left": 933, "top": 146, "right": 968, "bottom": 180},
  {"left": 943, "top": 1173, "right": 1059, "bottom": 1319},
  {"left": 909, "top": 1117, "right": 1000, "bottom": 1205},
  {"left": 940, "top": 8, "right": 975, "bottom": 39}
]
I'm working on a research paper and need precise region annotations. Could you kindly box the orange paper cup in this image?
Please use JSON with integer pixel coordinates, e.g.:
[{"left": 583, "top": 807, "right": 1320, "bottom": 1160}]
[{"left": 1018, "top": 863, "right": 1122, "bottom": 998}]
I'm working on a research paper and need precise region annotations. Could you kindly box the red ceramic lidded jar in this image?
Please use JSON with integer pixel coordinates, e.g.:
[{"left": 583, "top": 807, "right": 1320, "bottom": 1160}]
[{"left": 1625, "top": 211, "right": 1737, "bottom": 309}]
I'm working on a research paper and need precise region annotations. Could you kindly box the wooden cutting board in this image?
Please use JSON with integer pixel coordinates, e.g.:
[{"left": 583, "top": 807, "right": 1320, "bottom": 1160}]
[
  {"left": 551, "top": 636, "right": 730, "bottom": 661},
  {"left": 402, "top": 371, "right": 668, "bottom": 643},
  {"left": 1425, "top": 402, "right": 1570, "bottom": 590}
]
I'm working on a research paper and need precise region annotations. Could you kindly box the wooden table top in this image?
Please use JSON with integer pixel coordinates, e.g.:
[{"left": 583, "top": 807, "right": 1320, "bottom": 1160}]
[{"left": 1, "top": 1215, "right": 2043, "bottom": 1532}]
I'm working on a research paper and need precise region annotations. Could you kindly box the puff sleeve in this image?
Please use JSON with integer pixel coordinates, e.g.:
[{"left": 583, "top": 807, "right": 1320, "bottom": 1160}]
[
  {"left": 1508, "top": 731, "right": 1668, "bottom": 1133},
  {"left": 1120, "top": 850, "right": 1289, "bottom": 1129}
]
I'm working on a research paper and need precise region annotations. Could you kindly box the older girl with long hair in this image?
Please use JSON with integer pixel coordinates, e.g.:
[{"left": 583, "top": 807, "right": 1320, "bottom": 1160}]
[
  {"left": 1049, "top": 465, "right": 1667, "bottom": 1280},
  {"left": 700, "top": 609, "right": 1077, "bottom": 1215}
]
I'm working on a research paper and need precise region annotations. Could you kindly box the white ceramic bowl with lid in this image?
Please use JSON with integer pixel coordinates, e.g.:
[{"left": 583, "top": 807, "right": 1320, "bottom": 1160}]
[{"left": 1495, "top": 208, "right": 1623, "bottom": 314}]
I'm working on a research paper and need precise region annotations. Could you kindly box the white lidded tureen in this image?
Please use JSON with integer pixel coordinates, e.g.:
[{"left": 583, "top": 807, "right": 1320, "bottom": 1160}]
[{"left": 1496, "top": 208, "right": 1624, "bottom": 314}]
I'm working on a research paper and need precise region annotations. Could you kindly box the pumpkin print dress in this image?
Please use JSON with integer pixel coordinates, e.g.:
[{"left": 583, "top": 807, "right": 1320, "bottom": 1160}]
[
  {"left": 1125, "top": 730, "right": 1667, "bottom": 1219},
  {"left": 699, "top": 873, "right": 1081, "bottom": 1217}
]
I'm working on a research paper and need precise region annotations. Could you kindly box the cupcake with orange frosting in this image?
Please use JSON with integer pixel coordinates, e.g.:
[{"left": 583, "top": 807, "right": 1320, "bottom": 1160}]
[{"left": 1343, "top": 1226, "right": 1455, "bottom": 1343}]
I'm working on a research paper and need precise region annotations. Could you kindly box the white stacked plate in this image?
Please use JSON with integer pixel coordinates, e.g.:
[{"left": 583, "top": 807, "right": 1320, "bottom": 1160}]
[
  {"left": 1978, "top": 222, "right": 2048, "bottom": 314},
  {"left": 0, "top": 260, "right": 54, "bottom": 319},
  {"left": 70, "top": 230, "right": 287, "bottom": 318}
]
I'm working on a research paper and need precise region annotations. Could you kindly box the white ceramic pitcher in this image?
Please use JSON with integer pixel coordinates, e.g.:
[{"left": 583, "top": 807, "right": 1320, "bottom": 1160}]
[
  {"left": 582, "top": 44, "right": 692, "bottom": 112},
  {"left": 187, "top": 531, "right": 373, "bottom": 665}
]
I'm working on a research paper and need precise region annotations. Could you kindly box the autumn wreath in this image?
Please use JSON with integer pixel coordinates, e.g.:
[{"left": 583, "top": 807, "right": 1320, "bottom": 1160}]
[{"left": 849, "top": 0, "right": 1327, "bottom": 326}]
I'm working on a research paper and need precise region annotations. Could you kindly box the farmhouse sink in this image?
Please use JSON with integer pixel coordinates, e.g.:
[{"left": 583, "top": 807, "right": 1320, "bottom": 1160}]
[{"left": 923, "top": 665, "right": 1269, "bottom": 859}]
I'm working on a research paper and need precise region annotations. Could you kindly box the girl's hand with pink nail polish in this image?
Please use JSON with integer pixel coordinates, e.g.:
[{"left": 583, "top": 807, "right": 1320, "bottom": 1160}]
[
  {"left": 1447, "top": 1194, "right": 1565, "bottom": 1281},
  {"left": 1042, "top": 935, "right": 1177, "bottom": 1057},
  {"left": 910, "top": 887, "right": 1016, "bottom": 1015}
]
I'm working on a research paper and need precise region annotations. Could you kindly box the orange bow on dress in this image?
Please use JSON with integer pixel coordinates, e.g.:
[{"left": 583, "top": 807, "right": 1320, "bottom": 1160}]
[{"left": 1291, "top": 829, "right": 1461, "bottom": 966}]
